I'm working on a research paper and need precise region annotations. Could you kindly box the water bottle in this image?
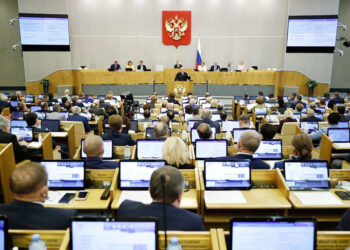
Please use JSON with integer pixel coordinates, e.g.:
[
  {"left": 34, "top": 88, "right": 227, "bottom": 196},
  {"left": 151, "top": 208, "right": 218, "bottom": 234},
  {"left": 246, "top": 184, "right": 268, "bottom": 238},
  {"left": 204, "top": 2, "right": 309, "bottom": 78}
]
[
  {"left": 124, "top": 145, "right": 131, "bottom": 160},
  {"left": 38, "top": 134, "right": 42, "bottom": 142},
  {"left": 28, "top": 234, "right": 46, "bottom": 250},
  {"left": 167, "top": 237, "right": 182, "bottom": 250}
]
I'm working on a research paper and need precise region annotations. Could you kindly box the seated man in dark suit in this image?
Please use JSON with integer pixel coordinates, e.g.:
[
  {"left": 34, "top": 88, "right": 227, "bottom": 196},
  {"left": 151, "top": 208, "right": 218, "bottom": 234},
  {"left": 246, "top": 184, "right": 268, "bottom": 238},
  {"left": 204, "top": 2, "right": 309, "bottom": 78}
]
[
  {"left": 167, "top": 93, "right": 180, "bottom": 106},
  {"left": 301, "top": 109, "right": 321, "bottom": 122},
  {"left": 290, "top": 94, "right": 306, "bottom": 109},
  {"left": 71, "top": 96, "right": 84, "bottom": 108},
  {"left": 83, "top": 134, "right": 118, "bottom": 169},
  {"left": 0, "top": 94, "right": 13, "bottom": 113},
  {"left": 0, "top": 115, "right": 28, "bottom": 163},
  {"left": 154, "top": 122, "right": 169, "bottom": 139},
  {"left": 174, "top": 68, "right": 191, "bottom": 81},
  {"left": 328, "top": 92, "right": 345, "bottom": 109},
  {"left": 217, "top": 130, "right": 269, "bottom": 169},
  {"left": 193, "top": 109, "right": 221, "bottom": 133},
  {"left": 137, "top": 60, "right": 147, "bottom": 71},
  {"left": 174, "top": 60, "right": 182, "bottom": 69},
  {"left": 118, "top": 166, "right": 205, "bottom": 231},
  {"left": 260, "top": 124, "right": 276, "bottom": 140},
  {"left": 337, "top": 105, "right": 350, "bottom": 122},
  {"left": 102, "top": 115, "right": 136, "bottom": 146},
  {"left": 0, "top": 162, "right": 77, "bottom": 229},
  {"left": 209, "top": 62, "right": 220, "bottom": 72},
  {"left": 108, "top": 60, "right": 121, "bottom": 71},
  {"left": 67, "top": 106, "right": 91, "bottom": 132},
  {"left": 338, "top": 210, "right": 350, "bottom": 230},
  {"left": 197, "top": 123, "right": 213, "bottom": 139}
]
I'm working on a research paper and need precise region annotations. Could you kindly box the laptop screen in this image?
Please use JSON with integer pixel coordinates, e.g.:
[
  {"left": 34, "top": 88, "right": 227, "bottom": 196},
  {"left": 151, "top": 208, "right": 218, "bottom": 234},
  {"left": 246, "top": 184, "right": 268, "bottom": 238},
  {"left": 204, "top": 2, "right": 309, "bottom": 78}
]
[
  {"left": 222, "top": 121, "right": 240, "bottom": 132},
  {"left": 41, "top": 161, "right": 85, "bottom": 190},
  {"left": 191, "top": 128, "right": 216, "bottom": 142},
  {"left": 10, "top": 120, "right": 27, "bottom": 128},
  {"left": 205, "top": 160, "right": 250, "bottom": 189},
  {"left": 136, "top": 140, "right": 165, "bottom": 159},
  {"left": 212, "top": 113, "right": 221, "bottom": 121},
  {"left": 119, "top": 160, "right": 165, "bottom": 189},
  {"left": 327, "top": 128, "right": 350, "bottom": 142},
  {"left": 30, "top": 105, "right": 41, "bottom": 112},
  {"left": 255, "top": 108, "right": 267, "bottom": 115},
  {"left": 11, "top": 111, "right": 24, "bottom": 119},
  {"left": 314, "top": 112, "right": 324, "bottom": 121},
  {"left": 284, "top": 161, "right": 329, "bottom": 189},
  {"left": 232, "top": 129, "right": 251, "bottom": 143},
  {"left": 0, "top": 218, "right": 7, "bottom": 250},
  {"left": 129, "top": 120, "right": 138, "bottom": 132},
  {"left": 300, "top": 122, "right": 319, "bottom": 133},
  {"left": 338, "top": 121, "right": 349, "bottom": 128},
  {"left": 35, "top": 112, "right": 46, "bottom": 120},
  {"left": 253, "top": 140, "right": 282, "bottom": 160},
  {"left": 231, "top": 219, "right": 315, "bottom": 250},
  {"left": 10, "top": 127, "right": 32, "bottom": 141},
  {"left": 134, "top": 113, "right": 144, "bottom": 120},
  {"left": 195, "top": 140, "right": 227, "bottom": 159},
  {"left": 25, "top": 96, "right": 34, "bottom": 103},
  {"left": 71, "top": 219, "right": 157, "bottom": 250},
  {"left": 81, "top": 140, "right": 113, "bottom": 159},
  {"left": 293, "top": 113, "right": 301, "bottom": 121},
  {"left": 187, "top": 120, "right": 200, "bottom": 132},
  {"left": 41, "top": 119, "right": 60, "bottom": 132},
  {"left": 10, "top": 101, "right": 18, "bottom": 107}
]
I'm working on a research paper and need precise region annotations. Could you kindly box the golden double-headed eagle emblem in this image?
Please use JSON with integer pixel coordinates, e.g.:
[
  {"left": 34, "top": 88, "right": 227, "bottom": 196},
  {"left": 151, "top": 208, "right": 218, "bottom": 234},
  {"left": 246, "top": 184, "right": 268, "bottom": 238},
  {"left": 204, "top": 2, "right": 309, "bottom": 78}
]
[{"left": 165, "top": 15, "right": 188, "bottom": 41}]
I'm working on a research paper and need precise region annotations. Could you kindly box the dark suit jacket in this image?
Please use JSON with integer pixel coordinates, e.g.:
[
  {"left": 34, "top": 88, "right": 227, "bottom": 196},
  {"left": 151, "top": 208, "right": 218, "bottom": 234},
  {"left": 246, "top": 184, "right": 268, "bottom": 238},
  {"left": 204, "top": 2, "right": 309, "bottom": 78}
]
[
  {"left": 340, "top": 114, "right": 350, "bottom": 122},
  {"left": 137, "top": 65, "right": 147, "bottom": 71},
  {"left": 291, "top": 101, "right": 307, "bottom": 109},
  {"left": 209, "top": 65, "right": 221, "bottom": 72},
  {"left": 101, "top": 130, "right": 136, "bottom": 146},
  {"left": 89, "top": 107, "right": 108, "bottom": 120},
  {"left": 167, "top": 99, "right": 180, "bottom": 105},
  {"left": 0, "top": 130, "right": 28, "bottom": 163},
  {"left": 301, "top": 116, "right": 321, "bottom": 122},
  {"left": 174, "top": 64, "right": 182, "bottom": 69},
  {"left": 276, "top": 117, "right": 297, "bottom": 134},
  {"left": 216, "top": 153, "right": 270, "bottom": 169},
  {"left": 174, "top": 72, "right": 191, "bottom": 81},
  {"left": 118, "top": 200, "right": 205, "bottom": 231},
  {"left": 67, "top": 114, "right": 91, "bottom": 132},
  {"left": 338, "top": 210, "right": 350, "bottom": 230},
  {"left": 0, "top": 100, "right": 13, "bottom": 113},
  {"left": 193, "top": 118, "right": 221, "bottom": 133},
  {"left": 0, "top": 200, "right": 77, "bottom": 229},
  {"left": 85, "top": 157, "right": 119, "bottom": 169},
  {"left": 166, "top": 161, "right": 195, "bottom": 169},
  {"left": 328, "top": 96, "right": 345, "bottom": 109},
  {"left": 109, "top": 64, "right": 121, "bottom": 71},
  {"left": 72, "top": 102, "right": 84, "bottom": 108}
]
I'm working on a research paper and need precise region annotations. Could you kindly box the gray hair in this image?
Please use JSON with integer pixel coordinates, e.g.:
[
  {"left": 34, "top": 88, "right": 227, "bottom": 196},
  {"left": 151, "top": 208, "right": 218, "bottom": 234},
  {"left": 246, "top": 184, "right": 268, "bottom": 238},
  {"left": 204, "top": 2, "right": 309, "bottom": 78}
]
[
  {"left": 154, "top": 122, "right": 168, "bottom": 138},
  {"left": 239, "top": 130, "right": 261, "bottom": 153},
  {"left": 0, "top": 94, "right": 8, "bottom": 102},
  {"left": 201, "top": 109, "right": 212, "bottom": 120},
  {"left": 53, "top": 104, "right": 60, "bottom": 112},
  {"left": 0, "top": 115, "right": 10, "bottom": 130},
  {"left": 72, "top": 106, "right": 81, "bottom": 115}
]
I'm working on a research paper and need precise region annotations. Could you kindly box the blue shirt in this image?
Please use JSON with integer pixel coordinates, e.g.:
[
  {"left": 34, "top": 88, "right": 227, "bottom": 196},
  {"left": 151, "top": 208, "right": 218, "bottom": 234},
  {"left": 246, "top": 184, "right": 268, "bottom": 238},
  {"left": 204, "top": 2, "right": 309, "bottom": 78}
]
[{"left": 310, "top": 124, "right": 341, "bottom": 141}]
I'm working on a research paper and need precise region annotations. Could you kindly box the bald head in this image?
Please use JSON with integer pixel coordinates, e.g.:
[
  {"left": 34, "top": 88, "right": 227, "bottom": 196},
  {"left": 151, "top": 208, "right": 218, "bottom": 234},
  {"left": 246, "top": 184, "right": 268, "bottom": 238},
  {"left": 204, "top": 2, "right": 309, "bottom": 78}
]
[
  {"left": 83, "top": 134, "right": 103, "bottom": 157},
  {"left": 307, "top": 109, "right": 315, "bottom": 117},
  {"left": 201, "top": 109, "right": 212, "bottom": 120},
  {"left": 160, "top": 115, "right": 170, "bottom": 126},
  {"left": 154, "top": 122, "right": 169, "bottom": 138},
  {"left": 197, "top": 123, "right": 212, "bottom": 139},
  {"left": 238, "top": 130, "right": 261, "bottom": 154}
]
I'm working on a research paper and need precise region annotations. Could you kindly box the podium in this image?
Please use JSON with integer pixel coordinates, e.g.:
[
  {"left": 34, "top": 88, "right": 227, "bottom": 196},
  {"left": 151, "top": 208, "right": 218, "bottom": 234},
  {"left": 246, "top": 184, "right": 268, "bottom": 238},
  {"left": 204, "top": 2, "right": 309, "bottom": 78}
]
[{"left": 166, "top": 80, "right": 194, "bottom": 97}]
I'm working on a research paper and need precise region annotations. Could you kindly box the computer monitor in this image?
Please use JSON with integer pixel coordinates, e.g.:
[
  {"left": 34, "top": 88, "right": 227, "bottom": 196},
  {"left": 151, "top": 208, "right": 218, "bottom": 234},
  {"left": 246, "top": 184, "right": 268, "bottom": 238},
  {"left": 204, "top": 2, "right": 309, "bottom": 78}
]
[
  {"left": 151, "top": 120, "right": 158, "bottom": 127},
  {"left": 10, "top": 127, "right": 33, "bottom": 141},
  {"left": 136, "top": 139, "right": 165, "bottom": 160},
  {"left": 118, "top": 160, "right": 166, "bottom": 190},
  {"left": 327, "top": 128, "right": 350, "bottom": 142},
  {"left": 204, "top": 160, "right": 251, "bottom": 190},
  {"left": 253, "top": 140, "right": 283, "bottom": 160},
  {"left": 314, "top": 112, "right": 324, "bottom": 121},
  {"left": 25, "top": 96, "right": 34, "bottom": 103},
  {"left": 41, "top": 119, "right": 60, "bottom": 132},
  {"left": 71, "top": 217, "right": 158, "bottom": 250},
  {"left": 81, "top": 139, "right": 113, "bottom": 159},
  {"left": 0, "top": 216, "right": 8, "bottom": 250},
  {"left": 11, "top": 111, "right": 24, "bottom": 120},
  {"left": 338, "top": 121, "right": 349, "bottom": 128},
  {"left": 129, "top": 120, "right": 138, "bottom": 132},
  {"left": 30, "top": 105, "right": 41, "bottom": 112},
  {"left": 41, "top": 160, "right": 85, "bottom": 190},
  {"left": 284, "top": 160, "right": 329, "bottom": 190},
  {"left": 80, "top": 112, "right": 92, "bottom": 121},
  {"left": 187, "top": 120, "right": 200, "bottom": 132},
  {"left": 254, "top": 108, "right": 267, "bottom": 116},
  {"left": 300, "top": 122, "right": 319, "bottom": 133},
  {"left": 10, "top": 120, "right": 27, "bottom": 128},
  {"left": 201, "top": 103, "right": 211, "bottom": 110},
  {"left": 35, "top": 112, "right": 46, "bottom": 120},
  {"left": 195, "top": 140, "right": 227, "bottom": 159},
  {"left": 230, "top": 217, "right": 316, "bottom": 250},
  {"left": 191, "top": 128, "right": 216, "bottom": 142},
  {"left": 293, "top": 113, "right": 301, "bottom": 121},
  {"left": 232, "top": 128, "right": 251, "bottom": 143},
  {"left": 10, "top": 101, "right": 18, "bottom": 108},
  {"left": 222, "top": 121, "right": 240, "bottom": 132}
]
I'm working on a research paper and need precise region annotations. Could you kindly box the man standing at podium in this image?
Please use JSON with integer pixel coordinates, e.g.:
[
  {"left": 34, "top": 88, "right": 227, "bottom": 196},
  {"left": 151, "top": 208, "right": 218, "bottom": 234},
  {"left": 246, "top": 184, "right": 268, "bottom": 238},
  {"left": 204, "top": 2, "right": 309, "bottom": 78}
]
[{"left": 174, "top": 67, "right": 191, "bottom": 81}]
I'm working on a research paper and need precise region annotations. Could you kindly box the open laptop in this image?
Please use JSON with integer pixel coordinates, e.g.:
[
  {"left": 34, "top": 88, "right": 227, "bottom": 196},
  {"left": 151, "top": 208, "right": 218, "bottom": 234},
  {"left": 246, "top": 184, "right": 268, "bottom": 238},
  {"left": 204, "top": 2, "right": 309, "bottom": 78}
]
[
  {"left": 81, "top": 139, "right": 113, "bottom": 159},
  {"left": 211, "top": 113, "right": 221, "bottom": 121},
  {"left": 71, "top": 217, "right": 158, "bottom": 250},
  {"left": 230, "top": 217, "right": 316, "bottom": 250},
  {"left": 129, "top": 120, "right": 138, "bottom": 132},
  {"left": 136, "top": 139, "right": 165, "bottom": 159},
  {"left": 30, "top": 105, "right": 41, "bottom": 112},
  {"left": 222, "top": 120, "right": 240, "bottom": 132},
  {"left": 338, "top": 121, "right": 349, "bottom": 128},
  {"left": 35, "top": 112, "right": 46, "bottom": 120},
  {"left": 327, "top": 128, "right": 350, "bottom": 142},
  {"left": 253, "top": 140, "right": 282, "bottom": 160},
  {"left": 254, "top": 108, "right": 267, "bottom": 116},
  {"left": 10, "top": 127, "right": 33, "bottom": 141},
  {"left": 191, "top": 127, "right": 216, "bottom": 142},
  {"left": 10, "top": 120, "right": 27, "bottom": 128},
  {"left": 293, "top": 113, "right": 301, "bottom": 121},
  {"left": 300, "top": 122, "right": 319, "bottom": 134},
  {"left": 11, "top": 111, "right": 24, "bottom": 120},
  {"left": 232, "top": 128, "right": 251, "bottom": 143},
  {"left": 41, "top": 119, "right": 60, "bottom": 132},
  {"left": 25, "top": 96, "right": 34, "bottom": 103},
  {"left": 314, "top": 112, "right": 324, "bottom": 121},
  {"left": 204, "top": 160, "right": 251, "bottom": 190},
  {"left": 195, "top": 140, "right": 227, "bottom": 159},
  {"left": 284, "top": 160, "right": 329, "bottom": 190},
  {"left": 187, "top": 120, "right": 201, "bottom": 132},
  {"left": 10, "top": 101, "right": 18, "bottom": 108},
  {"left": 0, "top": 216, "right": 8, "bottom": 250}
]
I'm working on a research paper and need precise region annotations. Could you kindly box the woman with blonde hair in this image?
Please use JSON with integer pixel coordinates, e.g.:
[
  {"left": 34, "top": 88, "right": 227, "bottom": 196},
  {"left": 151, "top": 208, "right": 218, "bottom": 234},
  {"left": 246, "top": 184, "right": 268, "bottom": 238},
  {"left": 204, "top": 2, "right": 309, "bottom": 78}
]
[
  {"left": 163, "top": 137, "right": 194, "bottom": 169},
  {"left": 276, "top": 109, "right": 297, "bottom": 133}
]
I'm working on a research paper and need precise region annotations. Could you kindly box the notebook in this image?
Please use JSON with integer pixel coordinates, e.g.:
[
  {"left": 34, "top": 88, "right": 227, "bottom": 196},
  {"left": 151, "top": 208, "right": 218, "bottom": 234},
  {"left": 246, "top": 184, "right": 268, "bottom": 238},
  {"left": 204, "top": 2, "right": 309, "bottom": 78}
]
[
  {"left": 0, "top": 216, "right": 8, "bottom": 250},
  {"left": 293, "top": 113, "right": 301, "bottom": 121},
  {"left": 338, "top": 121, "right": 349, "bottom": 128},
  {"left": 195, "top": 140, "right": 227, "bottom": 159},
  {"left": 253, "top": 140, "right": 283, "bottom": 160},
  {"left": 187, "top": 120, "right": 201, "bottom": 132}
]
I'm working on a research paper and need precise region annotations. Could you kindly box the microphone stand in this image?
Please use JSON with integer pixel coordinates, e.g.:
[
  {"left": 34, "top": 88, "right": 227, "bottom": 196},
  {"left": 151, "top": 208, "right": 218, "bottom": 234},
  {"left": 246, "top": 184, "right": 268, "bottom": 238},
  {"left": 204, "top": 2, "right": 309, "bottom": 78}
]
[
  {"left": 206, "top": 80, "right": 209, "bottom": 92},
  {"left": 152, "top": 79, "right": 155, "bottom": 93},
  {"left": 160, "top": 175, "right": 167, "bottom": 249}
]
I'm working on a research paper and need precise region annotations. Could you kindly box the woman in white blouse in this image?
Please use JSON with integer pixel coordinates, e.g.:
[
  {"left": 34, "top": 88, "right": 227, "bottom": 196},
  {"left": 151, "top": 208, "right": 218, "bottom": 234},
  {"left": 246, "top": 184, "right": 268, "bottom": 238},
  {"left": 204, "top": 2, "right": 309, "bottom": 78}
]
[{"left": 198, "top": 62, "right": 207, "bottom": 72}]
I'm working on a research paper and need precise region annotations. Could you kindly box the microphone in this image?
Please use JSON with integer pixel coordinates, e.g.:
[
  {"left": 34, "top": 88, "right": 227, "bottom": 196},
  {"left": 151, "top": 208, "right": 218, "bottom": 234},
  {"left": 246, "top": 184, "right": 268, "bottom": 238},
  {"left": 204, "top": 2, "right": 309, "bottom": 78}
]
[{"left": 160, "top": 174, "right": 167, "bottom": 249}]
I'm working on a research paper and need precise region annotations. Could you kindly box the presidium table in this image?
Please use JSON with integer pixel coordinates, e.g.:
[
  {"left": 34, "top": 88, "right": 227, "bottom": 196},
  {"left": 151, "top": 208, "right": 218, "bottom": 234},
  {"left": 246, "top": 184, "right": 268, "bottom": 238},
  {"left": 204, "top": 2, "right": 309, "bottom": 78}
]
[{"left": 26, "top": 69, "right": 329, "bottom": 97}]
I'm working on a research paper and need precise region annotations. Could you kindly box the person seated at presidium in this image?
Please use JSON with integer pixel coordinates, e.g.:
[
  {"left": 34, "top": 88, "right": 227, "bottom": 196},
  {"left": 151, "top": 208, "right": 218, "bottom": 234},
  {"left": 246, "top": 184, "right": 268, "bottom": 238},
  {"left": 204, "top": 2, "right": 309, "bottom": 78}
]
[
  {"left": 174, "top": 67, "right": 191, "bottom": 81},
  {"left": 102, "top": 115, "right": 136, "bottom": 146},
  {"left": 109, "top": 60, "right": 121, "bottom": 71},
  {"left": 216, "top": 130, "right": 269, "bottom": 169},
  {"left": 67, "top": 106, "right": 91, "bottom": 132},
  {"left": 118, "top": 166, "right": 205, "bottom": 231},
  {"left": 193, "top": 109, "right": 221, "bottom": 133},
  {"left": 276, "top": 109, "right": 297, "bottom": 134},
  {"left": 209, "top": 62, "right": 220, "bottom": 72},
  {"left": 125, "top": 60, "right": 135, "bottom": 71},
  {"left": 137, "top": 60, "right": 147, "bottom": 71},
  {"left": 163, "top": 137, "right": 194, "bottom": 169},
  {"left": 198, "top": 62, "right": 207, "bottom": 72},
  {"left": 174, "top": 60, "right": 182, "bottom": 69},
  {"left": 237, "top": 60, "right": 245, "bottom": 72},
  {"left": 0, "top": 162, "right": 77, "bottom": 229},
  {"left": 83, "top": 134, "right": 118, "bottom": 169}
]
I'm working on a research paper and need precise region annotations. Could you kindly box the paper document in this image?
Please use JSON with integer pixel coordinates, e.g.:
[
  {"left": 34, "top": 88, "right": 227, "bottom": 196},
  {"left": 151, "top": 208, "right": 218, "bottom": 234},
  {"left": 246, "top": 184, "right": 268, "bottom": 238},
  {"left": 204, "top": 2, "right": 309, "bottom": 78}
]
[
  {"left": 51, "top": 132, "right": 68, "bottom": 137},
  {"left": 294, "top": 192, "right": 343, "bottom": 205},
  {"left": 28, "top": 142, "right": 42, "bottom": 149},
  {"left": 119, "top": 191, "right": 152, "bottom": 205},
  {"left": 204, "top": 190, "right": 246, "bottom": 204}
]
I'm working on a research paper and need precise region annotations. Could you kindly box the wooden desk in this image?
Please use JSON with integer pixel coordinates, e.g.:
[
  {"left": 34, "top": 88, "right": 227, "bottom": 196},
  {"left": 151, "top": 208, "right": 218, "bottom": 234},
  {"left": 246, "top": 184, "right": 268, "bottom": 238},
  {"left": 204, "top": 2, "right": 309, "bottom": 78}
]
[{"left": 333, "top": 143, "right": 350, "bottom": 150}]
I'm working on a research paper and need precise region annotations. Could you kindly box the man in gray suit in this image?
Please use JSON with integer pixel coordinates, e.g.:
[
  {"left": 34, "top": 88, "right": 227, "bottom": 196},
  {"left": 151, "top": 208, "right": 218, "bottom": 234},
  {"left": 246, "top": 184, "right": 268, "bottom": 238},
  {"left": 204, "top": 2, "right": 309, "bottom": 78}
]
[{"left": 46, "top": 104, "right": 66, "bottom": 121}]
